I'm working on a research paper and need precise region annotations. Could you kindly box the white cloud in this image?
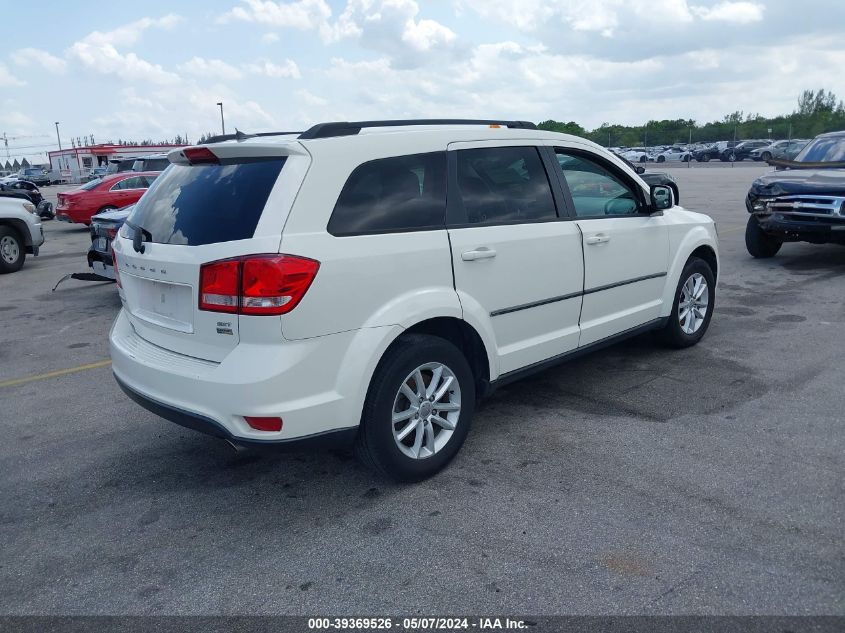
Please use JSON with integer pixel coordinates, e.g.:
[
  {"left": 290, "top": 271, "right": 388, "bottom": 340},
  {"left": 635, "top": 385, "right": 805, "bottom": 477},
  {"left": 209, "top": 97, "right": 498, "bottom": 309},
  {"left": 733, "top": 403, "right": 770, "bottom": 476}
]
[
  {"left": 691, "top": 1, "right": 764, "bottom": 23},
  {"left": 10, "top": 48, "right": 67, "bottom": 74},
  {"left": 81, "top": 14, "right": 182, "bottom": 47},
  {"left": 296, "top": 89, "right": 328, "bottom": 106},
  {"left": 219, "top": 0, "right": 331, "bottom": 29},
  {"left": 261, "top": 32, "right": 280, "bottom": 43},
  {"left": 180, "top": 57, "right": 244, "bottom": 80},
  {"left": 68, "top": 14, "right": 183, "bottom": 85},
  {"left": 244, "top": 58, "right": 301, "bottom": 78},
  {"left": 402, "top": 17, "right": 457, "bottom": 51},
  {"left": 0, "top": 62, "right": 26, "bottom": 86}
]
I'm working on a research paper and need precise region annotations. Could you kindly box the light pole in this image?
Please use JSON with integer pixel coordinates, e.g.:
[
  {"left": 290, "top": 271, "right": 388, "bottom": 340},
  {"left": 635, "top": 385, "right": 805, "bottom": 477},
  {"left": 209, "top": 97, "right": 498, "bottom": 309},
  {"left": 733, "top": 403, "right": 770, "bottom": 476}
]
[
  {"left": 55, "top": 122, "right": 62, "bottom": 150},
  {"left": 217, "top": 102, "right": 225, "bottom": 135}
]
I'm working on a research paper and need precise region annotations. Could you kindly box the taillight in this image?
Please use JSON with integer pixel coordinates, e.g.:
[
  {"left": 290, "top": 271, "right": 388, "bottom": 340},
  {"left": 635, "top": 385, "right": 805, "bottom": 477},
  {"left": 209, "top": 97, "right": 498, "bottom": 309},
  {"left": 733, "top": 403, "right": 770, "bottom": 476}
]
[
  {"left": 183, "top": 147, "right": 219, "bottom": 165},
  {"left": 199, "top": 259, "right": 240, "bottom": 313},
  {"left": 199, "top": 255, "right": 319, "bottom": 316},
  {"left": 111, "top": 245, "right": 121, "bottom": 288}
]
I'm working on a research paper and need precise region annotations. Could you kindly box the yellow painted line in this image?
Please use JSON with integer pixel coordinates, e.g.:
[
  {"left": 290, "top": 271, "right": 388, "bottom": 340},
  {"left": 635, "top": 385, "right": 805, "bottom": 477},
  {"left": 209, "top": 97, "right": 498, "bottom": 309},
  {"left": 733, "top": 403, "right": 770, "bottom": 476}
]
[{"left": 0, "top": 359, "right": 112, "bottom": 389}]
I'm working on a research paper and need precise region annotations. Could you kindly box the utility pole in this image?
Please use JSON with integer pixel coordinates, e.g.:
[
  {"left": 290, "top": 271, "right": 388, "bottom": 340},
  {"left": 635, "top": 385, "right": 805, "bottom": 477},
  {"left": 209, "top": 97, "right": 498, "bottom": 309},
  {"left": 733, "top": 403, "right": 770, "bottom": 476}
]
[
  {"left": 55, "top": 122, "right": 62, "bottom": 150},
  {"left": 217, "top": 102, "right": 225, "bottom": 135}
]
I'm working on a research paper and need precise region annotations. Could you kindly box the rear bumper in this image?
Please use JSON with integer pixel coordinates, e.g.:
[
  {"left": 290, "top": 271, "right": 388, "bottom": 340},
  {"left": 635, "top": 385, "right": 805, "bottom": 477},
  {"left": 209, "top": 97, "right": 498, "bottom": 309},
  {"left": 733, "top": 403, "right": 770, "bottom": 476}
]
[
  {"left": 56, "top": 208, "right": 91, "bottom": 224},
  {"left": 114, "top": 374, "right": 357, "bottom": 449},
  {"left": 110, "top": 310, "right": 398, "bottom": 444}
]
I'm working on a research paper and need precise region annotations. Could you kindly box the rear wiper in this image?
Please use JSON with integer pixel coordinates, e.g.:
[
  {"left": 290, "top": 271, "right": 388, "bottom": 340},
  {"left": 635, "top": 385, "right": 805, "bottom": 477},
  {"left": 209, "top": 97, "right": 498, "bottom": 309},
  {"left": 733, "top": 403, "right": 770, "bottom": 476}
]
[{"left": 124, "top": 220, "right": 152, "bottom": 254}]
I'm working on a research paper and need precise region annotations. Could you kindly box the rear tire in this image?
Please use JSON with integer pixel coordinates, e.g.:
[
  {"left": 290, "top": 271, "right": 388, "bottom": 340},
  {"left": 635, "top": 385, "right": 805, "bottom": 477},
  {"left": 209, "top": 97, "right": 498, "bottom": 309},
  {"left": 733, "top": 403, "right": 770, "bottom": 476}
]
[
  {"left": 745, "top": 216, "right": 782, "bottom": 258},
  {"left": 658, "top": 257, "right": 715, "bottom": 349},
  {"left": 0, "top": 226, "right": 25, "bottom": 274},
  {"left": 355, "top": 334, "right": 475, "bottom": 482}
]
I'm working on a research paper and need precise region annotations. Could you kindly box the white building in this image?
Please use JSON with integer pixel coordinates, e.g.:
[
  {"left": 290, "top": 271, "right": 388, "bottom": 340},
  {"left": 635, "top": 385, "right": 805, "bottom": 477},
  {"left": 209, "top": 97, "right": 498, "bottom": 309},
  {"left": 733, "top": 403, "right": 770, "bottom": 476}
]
[{"left": 48, "top": 143, "right": 186, "bottom": 182}]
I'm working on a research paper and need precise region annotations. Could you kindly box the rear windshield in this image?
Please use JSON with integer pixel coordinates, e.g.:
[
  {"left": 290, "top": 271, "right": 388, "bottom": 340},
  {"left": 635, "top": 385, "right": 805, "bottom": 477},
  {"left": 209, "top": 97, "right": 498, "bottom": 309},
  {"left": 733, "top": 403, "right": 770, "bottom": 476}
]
[
  {"left": 81, "top": 178, "right": 101, "bottom": 190},
  {"left": 125, "top": 159, "right": 285, "bottom": 245}
]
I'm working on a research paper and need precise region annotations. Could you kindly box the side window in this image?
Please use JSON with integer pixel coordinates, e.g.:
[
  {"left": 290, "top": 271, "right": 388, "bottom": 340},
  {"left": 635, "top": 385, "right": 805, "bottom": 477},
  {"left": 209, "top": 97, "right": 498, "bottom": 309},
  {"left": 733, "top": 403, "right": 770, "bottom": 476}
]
[
  {"left": 455, "top": 146, "right": 556, "bottom": 225},
  {"left": 555, "top": 151, "right": 641, "bottom": 217},
  {"left": 328, "top": 152, "right": 446, "bottom": 236},
  {"left": 111, "top": 179, "right": 129, "bottom": 191}
]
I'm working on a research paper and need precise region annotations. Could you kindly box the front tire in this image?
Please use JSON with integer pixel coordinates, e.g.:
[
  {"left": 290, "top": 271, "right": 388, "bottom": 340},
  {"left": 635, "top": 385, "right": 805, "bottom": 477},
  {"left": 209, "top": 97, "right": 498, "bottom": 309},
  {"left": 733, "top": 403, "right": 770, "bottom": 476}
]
[
  {"left": 745, "top": 216, "right": 782, "bottom": 258},
  {"left": 658, "top": 257, "right": 715, "bottom": 348},
  {"left": 355, "top": 334, "right": 475, "bottom": 482},
  {"left": 0, "top": 226, "right": 25, "bottom": 274},
  {"left": 761, "top": 151, "right": 772, "bottom": 162}
]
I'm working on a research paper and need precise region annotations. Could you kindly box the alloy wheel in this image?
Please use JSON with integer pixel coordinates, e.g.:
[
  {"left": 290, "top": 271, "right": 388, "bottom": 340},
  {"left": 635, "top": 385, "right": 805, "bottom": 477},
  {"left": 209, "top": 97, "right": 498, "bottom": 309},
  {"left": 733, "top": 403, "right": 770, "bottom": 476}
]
[
  {"left": 0, "top": 235, "right": 19, "bottom": 264},
  {"left": 392, "top": 362, "right": 462, "bottom": 460},
  {"left": 678, "top": 273, "right": 709, "bottom": 335}
]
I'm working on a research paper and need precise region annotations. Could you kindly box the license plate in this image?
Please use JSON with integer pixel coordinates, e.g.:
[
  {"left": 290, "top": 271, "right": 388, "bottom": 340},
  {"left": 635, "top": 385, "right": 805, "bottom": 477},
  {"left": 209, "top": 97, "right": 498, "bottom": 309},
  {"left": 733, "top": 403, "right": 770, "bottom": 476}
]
[
  {"left": 95, "top": 237, "right": 108, "bottom": 251},
  {"left": 129, "top": 277, "right": 193, "bottom": 332}
]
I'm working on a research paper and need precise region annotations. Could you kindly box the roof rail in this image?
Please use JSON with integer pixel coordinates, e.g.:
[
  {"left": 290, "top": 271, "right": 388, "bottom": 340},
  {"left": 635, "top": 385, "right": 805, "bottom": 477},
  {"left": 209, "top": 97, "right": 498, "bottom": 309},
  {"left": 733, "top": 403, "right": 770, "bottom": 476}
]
[
  {"left": 203, "top": 129, "right": 304, "bottom": 144},
  {"left": 298, "top": 119, "right": 537, "bottom": 140}
]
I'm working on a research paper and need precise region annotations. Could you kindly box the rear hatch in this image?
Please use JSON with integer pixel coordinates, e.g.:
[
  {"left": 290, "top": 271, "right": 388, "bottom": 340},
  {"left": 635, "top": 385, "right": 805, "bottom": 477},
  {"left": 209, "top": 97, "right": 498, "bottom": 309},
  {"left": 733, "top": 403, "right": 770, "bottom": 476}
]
[{"left": 113, "top": 141, "right": 309, "bottom": 362}]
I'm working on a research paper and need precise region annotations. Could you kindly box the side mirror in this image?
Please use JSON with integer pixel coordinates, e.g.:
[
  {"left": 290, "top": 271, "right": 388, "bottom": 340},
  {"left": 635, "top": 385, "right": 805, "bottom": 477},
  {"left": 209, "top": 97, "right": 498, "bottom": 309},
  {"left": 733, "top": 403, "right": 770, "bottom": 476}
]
[{"left": 650, "top": 184, "right": 674, "bottom": 213}]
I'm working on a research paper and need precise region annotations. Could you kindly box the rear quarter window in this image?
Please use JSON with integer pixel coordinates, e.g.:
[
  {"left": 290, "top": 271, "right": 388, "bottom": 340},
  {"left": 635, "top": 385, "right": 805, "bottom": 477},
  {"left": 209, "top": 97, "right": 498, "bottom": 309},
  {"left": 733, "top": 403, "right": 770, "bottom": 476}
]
[
  {"left": 125, "top": 158, "right": 285, "bottom": 246},
  {"left": 328, "top": 152, "right": 447, "bottom": 236}
]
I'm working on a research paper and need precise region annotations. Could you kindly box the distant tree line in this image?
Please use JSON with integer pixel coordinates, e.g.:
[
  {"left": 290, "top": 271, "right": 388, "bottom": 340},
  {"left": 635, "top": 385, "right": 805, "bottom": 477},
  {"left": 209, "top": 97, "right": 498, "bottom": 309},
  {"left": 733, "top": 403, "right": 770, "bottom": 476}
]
[{"left": 539, "top": 89, "right": 845, "bottom": 147}]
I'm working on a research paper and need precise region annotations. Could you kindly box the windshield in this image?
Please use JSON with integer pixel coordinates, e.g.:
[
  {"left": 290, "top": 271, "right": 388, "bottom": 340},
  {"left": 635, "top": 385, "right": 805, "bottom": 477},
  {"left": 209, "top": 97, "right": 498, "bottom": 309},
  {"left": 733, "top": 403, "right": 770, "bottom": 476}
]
[
  {"left": 125, "top": 158, "right": 285, "bottom": 246},
  {"left": 796, "top": 136, "right": 845, "bottom": 162}
]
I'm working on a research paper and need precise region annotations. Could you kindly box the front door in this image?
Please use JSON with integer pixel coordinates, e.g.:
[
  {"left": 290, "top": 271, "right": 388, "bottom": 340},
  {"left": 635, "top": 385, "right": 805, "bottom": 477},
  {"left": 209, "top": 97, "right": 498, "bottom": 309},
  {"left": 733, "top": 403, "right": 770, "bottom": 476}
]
[{"left": 552, "top": 148, "right": 669, "bottom": 346}]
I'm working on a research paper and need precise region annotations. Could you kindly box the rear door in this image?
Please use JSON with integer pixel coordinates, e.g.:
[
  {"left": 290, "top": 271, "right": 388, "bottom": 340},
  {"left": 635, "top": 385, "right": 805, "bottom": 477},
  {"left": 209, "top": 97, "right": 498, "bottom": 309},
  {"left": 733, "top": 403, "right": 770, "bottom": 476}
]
[
  {"left": 551, "top": 147, "right": 669, "bottom": 346},
  {"left": 447, "top": 142, "right": 584, "bottom": 375},
  {"left": 113, "top": 145, "right": 307, "bottom": 361}
]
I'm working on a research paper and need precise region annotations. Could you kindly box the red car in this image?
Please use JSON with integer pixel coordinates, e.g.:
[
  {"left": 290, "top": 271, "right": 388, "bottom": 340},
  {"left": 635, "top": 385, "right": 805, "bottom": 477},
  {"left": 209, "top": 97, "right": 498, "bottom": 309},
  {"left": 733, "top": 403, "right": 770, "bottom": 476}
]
[{"left": 56, "top": 172, "right": 159, "bottom": 225}]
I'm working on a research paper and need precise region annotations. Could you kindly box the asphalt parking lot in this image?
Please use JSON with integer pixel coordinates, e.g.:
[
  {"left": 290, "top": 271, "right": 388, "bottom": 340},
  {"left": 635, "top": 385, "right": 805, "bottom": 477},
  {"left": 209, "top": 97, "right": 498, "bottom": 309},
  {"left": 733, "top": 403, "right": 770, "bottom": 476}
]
[{"left": 1, "top": 163, "right": 843, "bottom": 616}]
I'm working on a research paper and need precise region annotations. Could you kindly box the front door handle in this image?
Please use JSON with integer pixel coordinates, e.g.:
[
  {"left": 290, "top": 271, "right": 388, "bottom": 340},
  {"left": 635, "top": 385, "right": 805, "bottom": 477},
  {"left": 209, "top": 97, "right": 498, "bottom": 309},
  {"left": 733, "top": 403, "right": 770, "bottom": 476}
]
[
  {"left": 461, "top": 247, "right": 497, "bottom": 261},
  {"left": 585, "top": 234, "right": 610, "bottom": 245}
]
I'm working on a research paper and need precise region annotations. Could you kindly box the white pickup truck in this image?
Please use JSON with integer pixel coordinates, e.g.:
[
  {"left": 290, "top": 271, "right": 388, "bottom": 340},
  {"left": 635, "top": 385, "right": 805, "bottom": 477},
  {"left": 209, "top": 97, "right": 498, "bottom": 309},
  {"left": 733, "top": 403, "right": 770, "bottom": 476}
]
[{"left": 0, "top": 196, "right": 44, "bottom": 273}]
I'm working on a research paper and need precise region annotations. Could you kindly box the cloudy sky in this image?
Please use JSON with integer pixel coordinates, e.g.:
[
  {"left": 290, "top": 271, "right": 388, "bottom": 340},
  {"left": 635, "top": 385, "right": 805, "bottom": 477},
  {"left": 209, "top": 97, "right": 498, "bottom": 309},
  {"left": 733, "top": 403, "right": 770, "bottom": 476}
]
[{"left": 2, "top": 0, "right": 845, "bottom": 162}]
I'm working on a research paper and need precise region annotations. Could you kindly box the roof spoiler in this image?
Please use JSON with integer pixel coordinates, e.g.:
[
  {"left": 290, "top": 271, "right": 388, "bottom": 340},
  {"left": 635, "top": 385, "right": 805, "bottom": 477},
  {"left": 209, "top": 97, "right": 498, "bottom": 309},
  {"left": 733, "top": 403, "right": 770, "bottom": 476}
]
[{"left": 203, "top": 129, "right": 304, "bottom": 144}]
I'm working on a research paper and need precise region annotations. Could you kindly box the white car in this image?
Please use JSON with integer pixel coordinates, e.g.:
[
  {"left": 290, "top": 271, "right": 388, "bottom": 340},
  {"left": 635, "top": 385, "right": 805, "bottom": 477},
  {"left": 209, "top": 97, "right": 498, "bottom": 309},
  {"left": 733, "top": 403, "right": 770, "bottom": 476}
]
[
  {"left": 619, "top": 148, "right": 650, "bottom": 163},
  {"left": 110, "top": 120, "right": 719, "bottom": 481},
  {"left": 653, "top": 147, "right": 692, "bottom": 163},
  {"left": 0, "top": 196, "right": 44, "bottom": 273}
]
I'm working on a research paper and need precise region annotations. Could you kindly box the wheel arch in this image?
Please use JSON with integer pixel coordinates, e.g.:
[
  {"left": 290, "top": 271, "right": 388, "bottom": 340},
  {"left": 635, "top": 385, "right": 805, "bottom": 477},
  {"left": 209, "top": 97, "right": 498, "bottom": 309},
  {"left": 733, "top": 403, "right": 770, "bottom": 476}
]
[
  {"left": 659, "top": 227, "right": 719, "bottom": 317},
  {"left": 402, "top": 317, "right": 493, "bottom": 397},
  {"left": 0, "top": 218, "right": 31, "bottom": 246}
]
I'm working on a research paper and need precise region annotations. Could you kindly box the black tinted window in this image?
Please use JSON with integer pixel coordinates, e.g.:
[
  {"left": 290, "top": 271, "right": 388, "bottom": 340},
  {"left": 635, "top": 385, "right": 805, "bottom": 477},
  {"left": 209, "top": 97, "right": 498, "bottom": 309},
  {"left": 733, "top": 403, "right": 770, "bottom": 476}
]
[
  {"left": 126, "top": 159, "right": 285, "bottom": 245},
  {"left": 455, "top": 146, "right": 556, "bottom": 225},
  {"left": 328, "top": 152, "right": 446, "bottom": 236}
]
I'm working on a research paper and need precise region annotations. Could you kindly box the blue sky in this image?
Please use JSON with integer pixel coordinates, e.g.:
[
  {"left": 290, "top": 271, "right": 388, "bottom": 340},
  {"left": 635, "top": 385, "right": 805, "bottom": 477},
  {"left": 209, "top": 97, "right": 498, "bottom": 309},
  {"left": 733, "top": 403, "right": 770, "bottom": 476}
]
[{"left": 2, "top": 0, "right": 845, "bottom": 164}]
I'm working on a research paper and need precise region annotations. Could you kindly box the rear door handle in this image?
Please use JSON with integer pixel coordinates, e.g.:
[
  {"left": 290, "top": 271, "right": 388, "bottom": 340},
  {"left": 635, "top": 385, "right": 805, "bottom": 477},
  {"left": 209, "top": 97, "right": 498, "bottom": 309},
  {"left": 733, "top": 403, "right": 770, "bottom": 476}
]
[
  {"left": 461, "top": 247, "right": 497, "bottom": 261},
  {"left": 585, "top": 234, "right": 610, "bottom": 245}
]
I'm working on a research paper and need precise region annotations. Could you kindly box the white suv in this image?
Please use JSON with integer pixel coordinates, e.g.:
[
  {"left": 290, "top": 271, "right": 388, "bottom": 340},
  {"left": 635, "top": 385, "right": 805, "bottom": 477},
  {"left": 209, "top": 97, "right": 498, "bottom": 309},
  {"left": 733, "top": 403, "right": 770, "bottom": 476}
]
[{"left": 110, "top": 120, "right": 719, "bottom": 481}]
